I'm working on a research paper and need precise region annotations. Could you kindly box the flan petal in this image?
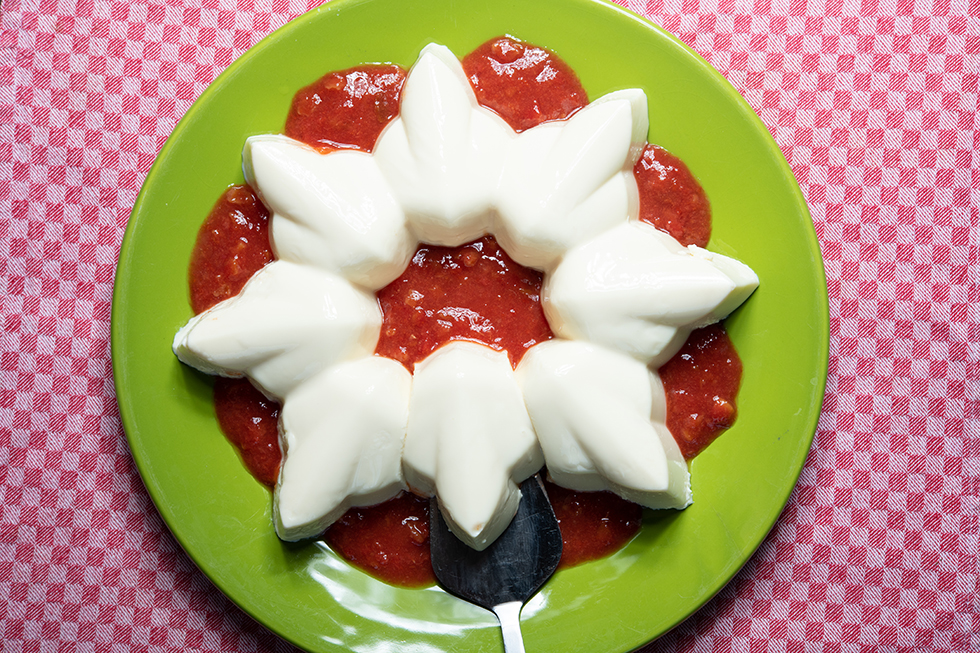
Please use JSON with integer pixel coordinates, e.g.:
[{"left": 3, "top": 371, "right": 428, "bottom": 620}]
[
  {"left": 517, "top": 339, "right": 691, "bottom": 509},
  {"left": 495, "top": 89, "right": 648, "bottom": 271},
  {"left": 403, "top": 341, "right": 543, "bottom": 550},
  {"left": 374, "top": 44, "right": 512, "bottom": 246},
  {"left": 543, "top": 221, "right": 758, "bottom": 366},
  {"left": 274, "top": 357, "right": 412, "bottom": 541},
  {"left": 243, "top": 135, "right": 415, "bottom": 290},
  {"left": 173, "top": 260, "right": 381, "bottom": 399}
]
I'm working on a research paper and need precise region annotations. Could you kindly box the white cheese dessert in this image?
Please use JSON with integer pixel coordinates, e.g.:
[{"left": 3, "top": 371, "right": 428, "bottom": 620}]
[
  {"left": 544, "top": 221, "right": 759, "bottom": 367},
  {"left": 275, "top": 356, "right": 412, "bottom": 541},
  {"left": 173, "top": 42, "right": 758, "bottom": 550},
  {"left": 404, "top": 342, "right": 542, "bottom": 549},
  {"left": 518, "top": 340, "right": 690, "bottom": 509}
]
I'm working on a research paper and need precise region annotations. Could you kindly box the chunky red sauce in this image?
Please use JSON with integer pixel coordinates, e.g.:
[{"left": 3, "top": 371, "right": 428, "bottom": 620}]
[
  {"left": 188, "top": 185, "right": 273, "bottom": 314},
  {"left": 375, "top": 235, "right": 553, "bottom": 370},
  {"left": 324, "top": 492, "right": 435, "bottom": 587},
  {"left": 322, "top": 477, "right": 643, "bottom": 582},
  {"left": 188, "top": 37, "right": 745, "bottom": 588},
  {"left": 659, "top": 324, "right": 742, "bottom": 459},
  {"left": 635, "top": 144, "right": 711, "bottom": 249},
  {"left": 213, "top": 377, "right": 281, "bottom": 488},
  {"left": 544, "top": 479, "right": 643, "bottom": 568},
  {"left": 284, "top": 64, "right": 406, "bottom": 153},
  {"left": 462, "top": 36, "right": 588, "bottom": 132}
]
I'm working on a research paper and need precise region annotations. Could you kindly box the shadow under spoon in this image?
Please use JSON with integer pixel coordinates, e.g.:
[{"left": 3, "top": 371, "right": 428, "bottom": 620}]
[{"left": 429, "top": 474, "right": 563, "bottom": 653}]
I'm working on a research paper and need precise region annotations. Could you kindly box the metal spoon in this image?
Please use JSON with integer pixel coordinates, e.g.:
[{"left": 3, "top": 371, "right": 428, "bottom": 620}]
[{"left": 429, "top": 475, "right": 563, "bottom": 653}]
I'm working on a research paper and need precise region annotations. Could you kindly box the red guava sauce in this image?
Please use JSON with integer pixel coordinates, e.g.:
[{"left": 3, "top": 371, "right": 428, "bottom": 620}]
[
  {"left": 659, "top": 324, "right": 742, "bottom": 459},
  {"left": 213, "top": 377, "right": 282, "bottom": 488},
  {"left": 284, "top": 64, "right": 407, "bottom": 153},
  {"left": 375, "top": 236, "right": 553, "bottom": 370},
  {"left": 462, "top": 36, "right": 589, "bottom": 132},
  {"left": 324, "top": 492, "right": 435, "bottom": 587},
  {"left": 187, "top": 37, "right": 745, "bottom": 588},
  {"left": 188, "top": 185, "right": 273, "bottom": 315},
  {"left": 635, "top": 144, "right": 711, "bottom": 248},
  {"left": 544, "top": 479, "right": 643, "bottom": 569}
]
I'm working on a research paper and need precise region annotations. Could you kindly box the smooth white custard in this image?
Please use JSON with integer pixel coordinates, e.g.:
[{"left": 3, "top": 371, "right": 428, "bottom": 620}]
[
  {"left": 173, "top": 260, "right": 381, "bottom": 399},
  {"left": 544, "top": 221, "right": 759, "bottom": 367},
  {"left": 518, "top": 340, "right": 690, "bottom": 509},
  {"left": 372, "top": 44, "right": 511, "bottom": 246},
  {"left": 495, "top": 90, "right": 647, "bottom": 271},
  {"left": 243, "top": 134, "right": 415, "bottom": 291},
  {"left": 275, "top": 356, "right": 412, "bottom": 541},
  {"left": 174, "top": 42, "right": 759, "bottom": 551},
  {"left": 404, "top": 342, "right": 543, "bottom": 551}
]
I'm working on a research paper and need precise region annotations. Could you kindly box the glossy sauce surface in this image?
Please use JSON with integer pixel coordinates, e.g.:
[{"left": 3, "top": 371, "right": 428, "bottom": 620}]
[
  {"left": 284, "top": 64, "right": 406, "bottom": 153},
  {"left": 659, "top": 324, "right": 742, "bottom": 459},
  {"left": 213, "top": 377, "right": 281, "bottom": 488},
  {"left": 324, "top": 492, "right": 435, "bottom": 588},
  {"left": 462, "top": 36, "right": 588, "bottom": 132},
  {"left": 188, "top": 185, "right": 273, "bottom": 315},
  {"left": 635, "top": 144, "right": 712, "bottom": 249},
  {"left": 544, "top": 479, "right": 643, "bottom": 568},
  {"left": 375, "top": 235, "right": 553, "bottom": 370},
  {"left": 188, "top": 38, "right": 743, "bottom": 587}
]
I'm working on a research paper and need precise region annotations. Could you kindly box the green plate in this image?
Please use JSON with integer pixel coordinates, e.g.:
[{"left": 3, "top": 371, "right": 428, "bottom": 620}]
[{"left": 111, "top": 0, "right": 828, "bottom": 650}]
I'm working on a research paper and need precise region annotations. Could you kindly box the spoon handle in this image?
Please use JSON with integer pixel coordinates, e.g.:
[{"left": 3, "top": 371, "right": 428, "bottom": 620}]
[{"left": 493, "top": 601, "right": 526, "bottom": 653}]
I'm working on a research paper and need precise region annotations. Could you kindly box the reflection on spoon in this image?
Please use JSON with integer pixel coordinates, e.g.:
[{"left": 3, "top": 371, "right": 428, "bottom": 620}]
[{"left": 429, "top": 474, "right": 563, "bottom": 652}]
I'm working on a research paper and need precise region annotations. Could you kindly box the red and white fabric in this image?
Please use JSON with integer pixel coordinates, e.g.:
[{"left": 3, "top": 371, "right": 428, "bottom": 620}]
[{"left": 1, "top": 0, "right": 977, "bottom": 650}]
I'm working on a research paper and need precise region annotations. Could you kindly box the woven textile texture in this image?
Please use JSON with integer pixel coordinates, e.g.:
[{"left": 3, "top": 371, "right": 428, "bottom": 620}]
[{"left": 1, "top": 0, "right": 977, "bottom": 651}]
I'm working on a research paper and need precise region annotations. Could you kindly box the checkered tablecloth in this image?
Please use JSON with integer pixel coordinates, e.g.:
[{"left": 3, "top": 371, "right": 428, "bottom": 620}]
[{"left": 2, "top": 0, "right": 977, "bottom": 650}]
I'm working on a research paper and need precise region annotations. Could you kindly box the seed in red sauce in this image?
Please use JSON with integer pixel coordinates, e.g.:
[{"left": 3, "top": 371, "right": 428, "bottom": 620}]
[
  {"left": 635, "top": 144, "right": 711, "bottom": 248},
  {"left": 462, "top": 36, "right": 589, "bottom": 132},
  {"left": 188, "top": 185, "right": 273, "bottom": 315},
  {"left": 284, "top": 64, "right": 407, "bottom": 153},
  {"left": 491, "top": 38, "right": 524, "bottom": 64},
  {"left": 659, "top": 324, "right": 742, "bottom": 459},
  {"left": 213, "top": 377, "right": 282, "bottom": 488}
]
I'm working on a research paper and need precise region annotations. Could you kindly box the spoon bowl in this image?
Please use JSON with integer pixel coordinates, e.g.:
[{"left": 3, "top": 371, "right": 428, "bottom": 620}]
[{"left": 429, "top": 474, "right": 563, "bottom": 652}]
